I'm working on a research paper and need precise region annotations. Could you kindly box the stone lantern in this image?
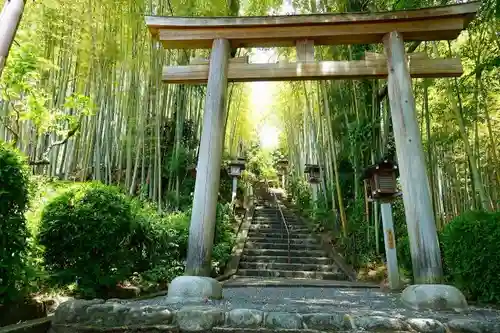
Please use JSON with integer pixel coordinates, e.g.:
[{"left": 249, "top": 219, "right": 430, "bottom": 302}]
[{"left": 228, "top": 158, "right": 246, "bottom": 202}]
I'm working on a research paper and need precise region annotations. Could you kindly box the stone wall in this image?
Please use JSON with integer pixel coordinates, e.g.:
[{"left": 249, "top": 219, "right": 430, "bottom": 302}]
[{"left": 49, "top": 299, "right": 499, "bottom": 333}]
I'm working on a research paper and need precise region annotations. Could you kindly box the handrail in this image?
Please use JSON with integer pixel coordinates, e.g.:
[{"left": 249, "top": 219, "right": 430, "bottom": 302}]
[{"left": 265, "top": 179, "right": 291, "bottom": 264}]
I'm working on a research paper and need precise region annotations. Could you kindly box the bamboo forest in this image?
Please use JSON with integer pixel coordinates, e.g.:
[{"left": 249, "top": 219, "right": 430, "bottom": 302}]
[{"left": 1, "top": 0, "right": 500, "bottom": 328}]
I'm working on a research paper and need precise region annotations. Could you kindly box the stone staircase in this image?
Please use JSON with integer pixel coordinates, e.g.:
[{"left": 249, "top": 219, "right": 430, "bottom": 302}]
[{"left": 235, "top": 205, "right": 348, "bottom": 280}]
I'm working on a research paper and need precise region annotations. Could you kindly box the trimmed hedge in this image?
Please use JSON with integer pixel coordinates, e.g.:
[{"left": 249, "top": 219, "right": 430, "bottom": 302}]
[
  {"left": 38, "top": 183, "right": 138, "bottom": 296},
  {"left": 441, "top": 210, "right": 500, "bottom": 302},
  {"left": 37, "top": 182, "right": 236, "bottom": 297},
  {"left": 0, "top": 143, "right": 30, "bottom": 303}
]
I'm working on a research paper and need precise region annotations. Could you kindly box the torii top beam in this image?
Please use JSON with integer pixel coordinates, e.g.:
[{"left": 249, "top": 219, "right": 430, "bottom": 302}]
[{"left": 146, "top": 2, "right": 479, "bottom": 49}]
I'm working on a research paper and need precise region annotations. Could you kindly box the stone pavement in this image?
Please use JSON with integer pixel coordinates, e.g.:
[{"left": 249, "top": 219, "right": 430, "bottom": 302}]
[{"left": 49, "top": 282, "right": 500, "bottom": 333}]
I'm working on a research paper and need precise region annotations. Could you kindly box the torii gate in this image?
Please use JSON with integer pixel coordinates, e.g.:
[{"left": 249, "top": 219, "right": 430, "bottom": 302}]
[{"left": 146, "top": 2, "right": 478, "bottom": 288}]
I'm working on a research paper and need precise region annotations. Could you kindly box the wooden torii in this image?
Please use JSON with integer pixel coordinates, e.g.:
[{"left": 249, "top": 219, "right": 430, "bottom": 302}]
[{"left": 146, "top": 2, "right": 479, "bottom": 283}]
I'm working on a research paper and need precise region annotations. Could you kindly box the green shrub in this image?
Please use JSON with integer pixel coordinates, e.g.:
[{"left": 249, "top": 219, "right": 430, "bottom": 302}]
[
  {"left": 212, "top": 203, "right": 235, "bottom": 275},
  {"left": 0, "top": 143, "right": 30, "bottom": 303},
  {"left": 337, "top": 199, "right": 377, "bottom": 267},
  {"left": 38, "top": 183, "right": 137, "bottom": 296},
  {"left": 287, "top": 176, "right": 311, "bottom": 210},
  {"left": 37, "top": 181, "right": 238, "bottom": 296},
  {"left": 131, "top": 204, "right": 189, "bottom": 283},
  {"left": 396, "top": 234, "right": 413, "bottom": 276},
  {"left": 441, "top": 210, "right": 500, "bottom": 302}
]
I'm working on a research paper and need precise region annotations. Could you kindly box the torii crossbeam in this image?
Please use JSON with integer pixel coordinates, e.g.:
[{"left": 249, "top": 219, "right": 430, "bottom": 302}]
[
  {"left": 145, "top": 2, "right": 479, "bottom": 292},
  {"left": 147, "top": 2, "right": 477, "bottom": 83}
]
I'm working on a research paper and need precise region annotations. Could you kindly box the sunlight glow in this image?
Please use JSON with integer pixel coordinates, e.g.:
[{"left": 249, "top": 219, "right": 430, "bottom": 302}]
[
  {"left": 259, "top": 124, "right": 280, "bottom": 149},
  {"left": 248, "top": 48, "right": 281, "bottom": 151}
]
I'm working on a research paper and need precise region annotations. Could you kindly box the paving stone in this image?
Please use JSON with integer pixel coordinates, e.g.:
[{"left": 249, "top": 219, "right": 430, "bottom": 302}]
[
  {"left": 175, "top": 306, "right": 225, "bottom": 332},
  {"left": 264, "top": 312, "right": 303, "bottom": 329},
  {"left": 226, "top": 309, "right": 264, "bottom": 328}
]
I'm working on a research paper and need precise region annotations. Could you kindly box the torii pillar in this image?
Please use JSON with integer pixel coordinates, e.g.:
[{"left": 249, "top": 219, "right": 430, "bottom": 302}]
[
  {"left": 383, "top": 31, "right": 443, "bottom": 284},
  {"left": 167, "top": 39, "right": 230, "bottom": 300},
  {"left": 184, "top": 38, "right": 230, "bottom": 277}
]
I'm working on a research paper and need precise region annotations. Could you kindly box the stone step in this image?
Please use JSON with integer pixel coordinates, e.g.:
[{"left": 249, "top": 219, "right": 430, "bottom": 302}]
[
  {"left": 252, "top": 220, "right": 299, "bottom": 225},
  {"left": 249, "top": 224, "right": 310, "bottom": 231},
  {"left": 251, "top": 220, "right": 304, "bottom": 226},
  {"left": 242, "top": 248, "right": 325, "bottom": 257},
  {"left": 246, "top": 236, "right": 319, "bottom": 246},
  {"left": 247, "top": 231, "right": 313, "bottom": 239},
  {"left": 236, "top": 268, "right": 346, "bottom": 280},
  {"left": 241, "top": 255, "right": 333, "bottom": 265},
  {"left": 253, "top": 215, "right": 298, "bottom": 221},
  {"left": 239, "top": 261, "right": 339, "bottom": 272},
  {"left": 243, "top": 241, "right": 322, "bottom": 251},
  {"left": 254, "top": 210, "right": 295, "bottom": 216}
]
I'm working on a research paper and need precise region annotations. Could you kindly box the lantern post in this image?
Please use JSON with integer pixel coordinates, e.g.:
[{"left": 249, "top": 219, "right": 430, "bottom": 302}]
[
  {"left": 228, "top": 158, "right": 246, "bottom": 203},
  {"left": 304, "top": 164, "right": 321, "bottom": 204},
  {"left": 277, "top": 159, "right": 289, "bottom": 188},
  {"left": 362, "top": 159, "right": 401, "bottom": 290}
]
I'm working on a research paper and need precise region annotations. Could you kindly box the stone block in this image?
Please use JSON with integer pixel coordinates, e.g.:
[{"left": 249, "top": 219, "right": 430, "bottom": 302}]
[
  {"left": 85, "top": 302, "right": 130, "bottom": 327},
  {"left": 264, "top": 312, "right": 303, "bottom": 329},
  {"left": 124, "top": 305, "right": 173, "bottom": 325},
  {"left": 226, "top": 309, "right": 263, "bottom": 327},
  {"left": 167, "top": 276, "right": 222, "bottom": 301},
  {"left": 175, "top": 305, "right": 225, "bottom": 332},
  {"left": 401, "top": 284, "right": 467, "bottom": 311},
  {"left": 353, "top": 315, "right": 409, "bottom": 331},
  {"left": 302, "top": 312, "right": 352, "bottom": 330},
  {"left": 446, "top": 318, "right": 498, "bottom": 333},
  {"left": 52, "top": 299, "right": 104, "bottom": 324},
  {"left": 407, "top": 318, "right": 446, "bottom": 333}
]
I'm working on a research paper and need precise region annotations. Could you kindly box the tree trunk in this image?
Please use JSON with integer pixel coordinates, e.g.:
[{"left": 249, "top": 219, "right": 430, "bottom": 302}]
[{"left": 0, "top": 0, "right": 25, "bottom": 77}]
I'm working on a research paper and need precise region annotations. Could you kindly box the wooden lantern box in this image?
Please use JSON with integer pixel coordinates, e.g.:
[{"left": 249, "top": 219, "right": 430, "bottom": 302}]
[
  {"left": 228, "top": 158, "right": 246, "bottom": 177},
  {"left": 304, "top": 164, "right": 321, "bottom": 184},
  {"left": 362, "top": 160, "right": 400, "bottom": 201},
  {"left": 277, "top": 159, "right": 289, "bottom": 170}
]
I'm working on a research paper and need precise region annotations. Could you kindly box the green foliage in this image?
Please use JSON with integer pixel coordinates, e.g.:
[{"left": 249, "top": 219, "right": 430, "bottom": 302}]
[
  {"left": 245, "top": 142, "right": 278, "bottom": 182},
  {"left": 131, "top": 204, "right": 190, "bottom": 285},
  {"left": 1, "top": 36, "right": 93, "bottom": 138},
  {"left": 0, "top": 143, "right": 31, "bottom": 303},
  {"left": 287, "top": 176, "right": 311, "bottom": 210},
  {"left": 396, "top": 234, "right": 412, "bottom": 275},
  {"left": 212, "top": 203, "right": 236, "bottom": 275},
  {"left": 35, "top": 181, "right": 237, "bottom": 297},
  {"left": 337, "top": 199, "right": 377, "bottom": 267},
  {"left": 38, "top": 183, "right": 138, "bottom": 296},
  {"left": 441, "top": 210, "right": 500, "bottom": 302}
]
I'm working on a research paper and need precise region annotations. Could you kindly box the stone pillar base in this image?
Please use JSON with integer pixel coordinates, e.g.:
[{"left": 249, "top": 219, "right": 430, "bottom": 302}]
[
  {"left": 401, "top": 284, "right": 467, "bottom": 311},
  {"left": 166, "top": 276, "right": 223, "bottom": 302}
]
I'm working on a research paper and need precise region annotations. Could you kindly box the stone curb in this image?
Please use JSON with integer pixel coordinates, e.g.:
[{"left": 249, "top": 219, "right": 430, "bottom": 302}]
[
  {"left": 50, "top": 300, "right": 500, "bottom": 333},
  {"left": 221, "top": 199, "right": 255, "bottom": 280}
]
